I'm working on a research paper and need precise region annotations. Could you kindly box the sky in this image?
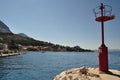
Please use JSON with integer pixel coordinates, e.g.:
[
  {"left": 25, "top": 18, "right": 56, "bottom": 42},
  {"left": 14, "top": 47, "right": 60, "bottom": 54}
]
[{"left": 0, "top": 0, "right": 120, "bottom": 49}]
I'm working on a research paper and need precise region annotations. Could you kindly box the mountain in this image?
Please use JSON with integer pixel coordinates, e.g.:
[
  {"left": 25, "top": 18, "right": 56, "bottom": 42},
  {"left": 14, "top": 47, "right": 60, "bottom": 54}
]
[
  {"left": 0, "top": 20, "right": 12, "bottom": 33},
  {"left": 0, "top": 20, "right": 93, "bottom": 52},
  {"left": 17, "top": 33, "right": 30, "bottom": 38}
]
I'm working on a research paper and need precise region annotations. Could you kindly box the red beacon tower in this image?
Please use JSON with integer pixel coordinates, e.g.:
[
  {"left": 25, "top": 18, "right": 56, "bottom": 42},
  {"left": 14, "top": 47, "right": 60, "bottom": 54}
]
[{"left": 93, "top": 3, "right": 115, "bottom": 72}]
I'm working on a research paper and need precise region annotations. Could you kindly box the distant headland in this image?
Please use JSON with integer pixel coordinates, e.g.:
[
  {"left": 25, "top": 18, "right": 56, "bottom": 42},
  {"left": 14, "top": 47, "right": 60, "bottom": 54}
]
[{"left": 0, "top": 20, "right": 93, "bottom": 54}]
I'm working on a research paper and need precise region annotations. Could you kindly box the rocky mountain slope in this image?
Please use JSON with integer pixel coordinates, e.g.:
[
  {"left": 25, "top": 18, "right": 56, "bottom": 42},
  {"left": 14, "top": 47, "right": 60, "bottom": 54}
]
[{"left": 0, "top": 20, "right": 12, "bottom": 33}]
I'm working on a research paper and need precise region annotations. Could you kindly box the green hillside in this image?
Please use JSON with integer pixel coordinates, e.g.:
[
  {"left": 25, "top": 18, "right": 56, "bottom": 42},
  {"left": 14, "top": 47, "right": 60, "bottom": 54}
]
[{"left": 0, "top": 33, "right": 93, "bottom": 52}]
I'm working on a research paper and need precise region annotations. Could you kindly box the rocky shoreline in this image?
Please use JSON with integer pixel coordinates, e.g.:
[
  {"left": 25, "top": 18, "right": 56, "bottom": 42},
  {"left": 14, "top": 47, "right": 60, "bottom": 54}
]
[{"left": 53, "top": 67, "right": 120, "bottom": 80}]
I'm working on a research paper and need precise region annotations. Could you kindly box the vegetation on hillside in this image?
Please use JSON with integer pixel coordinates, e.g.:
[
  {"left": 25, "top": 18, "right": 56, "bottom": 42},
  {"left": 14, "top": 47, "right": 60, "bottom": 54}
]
[{"left": 0, "top": 33, "right": 93, "bottom": 52}]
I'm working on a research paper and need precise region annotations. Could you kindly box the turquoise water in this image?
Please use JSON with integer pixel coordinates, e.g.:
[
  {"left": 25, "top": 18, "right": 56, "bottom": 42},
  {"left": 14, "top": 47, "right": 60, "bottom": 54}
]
[{"left": 0, "top": 51, "right": 120, "bottom": 80}]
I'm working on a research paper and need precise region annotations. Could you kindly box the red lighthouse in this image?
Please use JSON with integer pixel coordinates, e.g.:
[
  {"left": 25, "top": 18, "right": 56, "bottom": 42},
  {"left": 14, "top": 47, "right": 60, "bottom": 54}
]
[{"left": 93, "top": 3, "right": 115, "bottom": 72}]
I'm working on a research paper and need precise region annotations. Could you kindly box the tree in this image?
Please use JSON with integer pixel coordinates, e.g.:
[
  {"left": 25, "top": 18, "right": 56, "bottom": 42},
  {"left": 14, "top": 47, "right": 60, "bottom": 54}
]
[{"left": 8, "top": 40, "right": 19, "bottom": 50}]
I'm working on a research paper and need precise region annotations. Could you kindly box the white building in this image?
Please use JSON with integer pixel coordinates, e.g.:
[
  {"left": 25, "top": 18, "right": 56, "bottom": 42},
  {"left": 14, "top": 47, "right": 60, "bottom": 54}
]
[{"left": 0, "top": 43, "right": 8, "bottom": 51}]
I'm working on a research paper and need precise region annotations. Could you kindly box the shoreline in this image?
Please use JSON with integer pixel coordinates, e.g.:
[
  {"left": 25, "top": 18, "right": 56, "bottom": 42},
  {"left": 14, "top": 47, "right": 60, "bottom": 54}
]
[
  {"left": 53, "top": 67, "right": 120, "bottom": 80},
  {"left": 0, "top": 52, "right": 26, "bottom": 57}
]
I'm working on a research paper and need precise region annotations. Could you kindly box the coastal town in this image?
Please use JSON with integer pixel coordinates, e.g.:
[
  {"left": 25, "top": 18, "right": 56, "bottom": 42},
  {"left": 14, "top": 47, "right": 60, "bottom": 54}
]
[
  {"left": 0, "top": 42, "right": 53, "bottom": 56},
  {"left": 0, "top": 43, "right": 24, "bottom": 56},
  {"left": 0, "top": 41, "right": 93, "bottom": 57},
  {"left": 0, "top": 20, "right": 93, "bottom": 57}
]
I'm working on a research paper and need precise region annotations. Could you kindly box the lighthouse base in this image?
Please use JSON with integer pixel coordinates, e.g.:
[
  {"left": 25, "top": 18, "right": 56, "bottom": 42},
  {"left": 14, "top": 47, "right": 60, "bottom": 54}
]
[{"left": 98, "top": 44, "right": 108, "bottom": 72}]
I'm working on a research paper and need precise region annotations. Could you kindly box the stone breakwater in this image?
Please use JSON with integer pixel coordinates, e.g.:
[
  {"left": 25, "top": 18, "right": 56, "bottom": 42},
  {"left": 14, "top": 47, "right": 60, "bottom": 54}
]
[
  {"left": 0, "top": 52, "right": 26, "bottom": 57},
  {"left": 53, "top": 67, "right": 120, "bottom": 80}
]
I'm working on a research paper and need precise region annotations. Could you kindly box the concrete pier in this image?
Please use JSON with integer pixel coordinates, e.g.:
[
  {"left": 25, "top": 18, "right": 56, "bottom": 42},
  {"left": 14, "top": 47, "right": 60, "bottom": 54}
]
[{"left": 0, "top": 52, "right": 26, "bottom": 57}]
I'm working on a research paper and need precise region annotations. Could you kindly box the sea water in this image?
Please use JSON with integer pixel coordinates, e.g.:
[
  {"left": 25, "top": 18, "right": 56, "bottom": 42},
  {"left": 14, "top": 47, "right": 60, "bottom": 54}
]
[{"left": 0, "top": 51, "right": 120, "bottom": 80}]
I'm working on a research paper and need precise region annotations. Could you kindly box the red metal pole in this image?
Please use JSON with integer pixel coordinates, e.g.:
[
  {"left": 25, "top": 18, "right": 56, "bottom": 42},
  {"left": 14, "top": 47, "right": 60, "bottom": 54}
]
[{"left": 100, "top": 3, "right": 104, "bottom": 45}]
